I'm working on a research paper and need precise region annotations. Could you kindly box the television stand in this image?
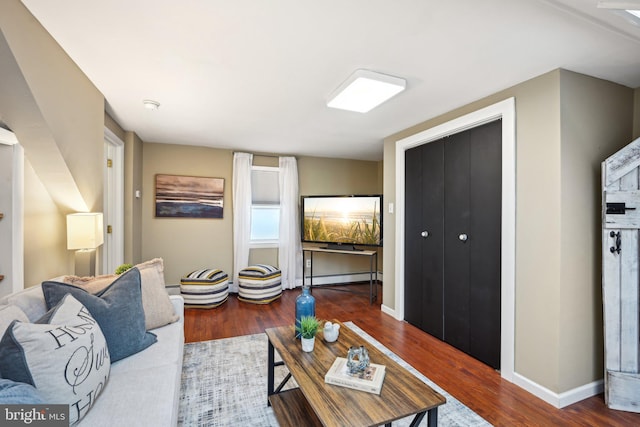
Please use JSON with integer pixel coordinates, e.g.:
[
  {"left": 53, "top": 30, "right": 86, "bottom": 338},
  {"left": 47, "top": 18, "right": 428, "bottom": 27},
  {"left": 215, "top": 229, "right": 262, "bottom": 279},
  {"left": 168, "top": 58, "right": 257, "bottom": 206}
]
[
  {"left": 323, "top": 243, "right": 361, "bottom": 251},
  {"left": 302, "top": 245, "right": 378, "bottom": 305}
]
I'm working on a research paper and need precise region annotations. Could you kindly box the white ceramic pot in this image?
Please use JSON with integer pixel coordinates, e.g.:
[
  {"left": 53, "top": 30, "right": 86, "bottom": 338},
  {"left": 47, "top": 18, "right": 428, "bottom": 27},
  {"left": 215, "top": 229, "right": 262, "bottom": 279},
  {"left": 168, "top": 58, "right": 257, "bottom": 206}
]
[{"left": 301, "top": 337, "right": 315, "bottom": 352}]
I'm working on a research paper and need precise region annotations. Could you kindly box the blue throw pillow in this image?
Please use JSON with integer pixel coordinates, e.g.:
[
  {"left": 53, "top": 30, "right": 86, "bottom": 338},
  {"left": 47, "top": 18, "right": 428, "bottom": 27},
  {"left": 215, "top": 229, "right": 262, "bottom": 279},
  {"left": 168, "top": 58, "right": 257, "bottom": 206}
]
[
  {"left": 42, "top": 267, "right": 156, "bottom": 362},
  {"left": 0, "top": 379, "right": 45, "bottom": 404}
]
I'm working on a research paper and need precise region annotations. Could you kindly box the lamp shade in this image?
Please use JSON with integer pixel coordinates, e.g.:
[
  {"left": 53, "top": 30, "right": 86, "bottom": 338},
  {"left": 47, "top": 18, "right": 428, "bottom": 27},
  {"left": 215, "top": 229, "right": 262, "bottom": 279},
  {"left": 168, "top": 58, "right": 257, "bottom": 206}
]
[{"left": 67, "top": 213, "right": 104, "bottom": 250}]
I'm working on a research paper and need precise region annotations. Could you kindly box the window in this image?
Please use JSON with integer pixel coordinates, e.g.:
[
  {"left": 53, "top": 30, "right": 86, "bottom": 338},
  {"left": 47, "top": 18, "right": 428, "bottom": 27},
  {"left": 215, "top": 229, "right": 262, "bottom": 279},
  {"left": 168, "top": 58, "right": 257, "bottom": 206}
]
[{"left": 250, "top": 166, "right": 279, "bottom": 246}]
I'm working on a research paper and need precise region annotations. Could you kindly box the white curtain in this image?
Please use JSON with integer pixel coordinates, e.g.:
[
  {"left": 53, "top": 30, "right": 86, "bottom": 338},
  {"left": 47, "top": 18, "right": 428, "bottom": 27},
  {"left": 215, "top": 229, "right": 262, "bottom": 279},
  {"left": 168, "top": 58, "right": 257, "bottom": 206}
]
[
  {"left": 278, "top": 156, "right": 303, "bottom": 289},
  {"left": 232, "top": 152, "right": 253, "bottom": 292}
]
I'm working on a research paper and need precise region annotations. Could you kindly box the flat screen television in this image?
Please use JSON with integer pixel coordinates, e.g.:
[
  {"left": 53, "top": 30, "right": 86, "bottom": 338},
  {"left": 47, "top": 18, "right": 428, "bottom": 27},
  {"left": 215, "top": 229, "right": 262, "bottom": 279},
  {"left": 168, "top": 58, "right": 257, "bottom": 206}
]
[{"left": 301, "top": 195, "right": 382, "bottom": 249}]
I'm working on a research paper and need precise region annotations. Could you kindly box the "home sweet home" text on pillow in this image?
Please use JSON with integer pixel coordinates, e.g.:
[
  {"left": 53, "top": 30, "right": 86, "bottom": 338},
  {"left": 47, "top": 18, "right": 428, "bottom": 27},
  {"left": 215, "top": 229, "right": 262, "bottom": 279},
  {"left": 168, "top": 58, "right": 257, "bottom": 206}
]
[{"left": 0, "top": 295, "right": 111, "bottom": 424}]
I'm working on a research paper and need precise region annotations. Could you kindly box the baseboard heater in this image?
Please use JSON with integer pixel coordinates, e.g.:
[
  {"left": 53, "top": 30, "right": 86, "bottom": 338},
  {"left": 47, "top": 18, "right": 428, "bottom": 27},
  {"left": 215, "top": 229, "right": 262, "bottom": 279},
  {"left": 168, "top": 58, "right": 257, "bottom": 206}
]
[{"left": 304, "top": 272, "right": 383, "bottom": 286}]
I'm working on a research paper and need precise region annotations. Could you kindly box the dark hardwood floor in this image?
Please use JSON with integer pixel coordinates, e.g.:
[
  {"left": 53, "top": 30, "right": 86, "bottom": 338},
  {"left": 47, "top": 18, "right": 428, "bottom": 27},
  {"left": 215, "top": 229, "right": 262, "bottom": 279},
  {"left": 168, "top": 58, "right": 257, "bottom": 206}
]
[{"left": 183, "top": 283, "right": 640, "bottom": 426}]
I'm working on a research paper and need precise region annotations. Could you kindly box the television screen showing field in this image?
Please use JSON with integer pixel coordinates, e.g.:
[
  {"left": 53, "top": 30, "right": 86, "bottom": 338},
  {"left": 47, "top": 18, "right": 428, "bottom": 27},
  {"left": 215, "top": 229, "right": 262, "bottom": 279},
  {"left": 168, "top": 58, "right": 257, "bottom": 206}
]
[{"left": 302, "top": 196, "right": 381, "bottom": 246}]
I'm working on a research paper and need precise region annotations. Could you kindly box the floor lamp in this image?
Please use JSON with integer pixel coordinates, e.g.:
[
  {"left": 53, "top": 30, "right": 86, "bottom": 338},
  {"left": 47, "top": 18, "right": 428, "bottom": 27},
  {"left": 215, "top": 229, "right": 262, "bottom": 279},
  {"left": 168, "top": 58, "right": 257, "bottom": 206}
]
[{"left": 67, "top": 212, "right": 104, "bottom": 277}]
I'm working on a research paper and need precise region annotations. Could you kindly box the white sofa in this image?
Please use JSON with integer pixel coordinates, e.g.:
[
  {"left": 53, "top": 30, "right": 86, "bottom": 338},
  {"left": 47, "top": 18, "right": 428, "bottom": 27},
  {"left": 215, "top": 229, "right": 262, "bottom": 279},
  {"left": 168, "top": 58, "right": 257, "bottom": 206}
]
[{"left": 0, "top": 284, "right": 185, "bottom": 426}]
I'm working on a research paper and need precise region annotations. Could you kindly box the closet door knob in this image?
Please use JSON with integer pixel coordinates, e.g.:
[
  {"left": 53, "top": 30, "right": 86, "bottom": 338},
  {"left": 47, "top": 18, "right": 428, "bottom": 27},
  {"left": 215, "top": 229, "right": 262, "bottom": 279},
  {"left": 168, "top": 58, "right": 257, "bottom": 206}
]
[
  {"left": 458, "top": 233, "right": 468, "bottom": 242},
  {"left": 421, "top": 231, "right": 429, "bottom": 238}
]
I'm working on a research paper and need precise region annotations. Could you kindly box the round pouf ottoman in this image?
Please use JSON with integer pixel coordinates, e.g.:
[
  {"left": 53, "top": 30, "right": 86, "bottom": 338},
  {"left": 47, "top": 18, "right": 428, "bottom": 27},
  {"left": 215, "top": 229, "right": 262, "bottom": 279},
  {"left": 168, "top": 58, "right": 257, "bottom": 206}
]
[
  {"left": 237, "top": 264, "right": 282, "bottom": 304},
  {"left": 180, "top": 269, "right": 229, "bottom": 308}
]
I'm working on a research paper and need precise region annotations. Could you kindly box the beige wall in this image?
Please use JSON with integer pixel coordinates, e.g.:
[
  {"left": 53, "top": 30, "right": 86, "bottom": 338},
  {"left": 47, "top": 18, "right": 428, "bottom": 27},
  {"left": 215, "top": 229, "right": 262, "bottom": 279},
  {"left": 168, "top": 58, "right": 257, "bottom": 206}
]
[
  {"left": 383, "top": 69, "right": 634, "bottom": 395},
  {"left": 0, "top": 0, "right": 106, "bottom": 286},
  {"left": 140, "top": 145, "right": 382, "bottom": 284},
  {"left": 0, "top": 0, "right": 104, "bottom": 213},
  {"left": 105, "top": 113, "right": 126, "bottom": 142},
  {"left": 141, "top": 144, "right": 234, "bottom": 284},
  {"left": 125, "top": 131, "right": 144, "bottom": 264},
  {"left": 558, "top": 71, "right": 633, "bottom": 391},
  {"left": 298, "top": 156, "right": 383, "bottom": 277},
  {"left": 298, "top": 156, "right": 381, "bottom": 195},
  {"left": 23, "top": 158, "right": 68, "bottom": 286}
]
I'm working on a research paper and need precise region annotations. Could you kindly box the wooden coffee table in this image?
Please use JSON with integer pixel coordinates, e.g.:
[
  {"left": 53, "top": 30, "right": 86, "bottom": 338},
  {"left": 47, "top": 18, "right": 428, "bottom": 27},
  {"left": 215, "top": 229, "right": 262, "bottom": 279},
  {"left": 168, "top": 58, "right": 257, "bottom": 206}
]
[{"left": 266, "top": 320, "right": 446, "bottom": 427}]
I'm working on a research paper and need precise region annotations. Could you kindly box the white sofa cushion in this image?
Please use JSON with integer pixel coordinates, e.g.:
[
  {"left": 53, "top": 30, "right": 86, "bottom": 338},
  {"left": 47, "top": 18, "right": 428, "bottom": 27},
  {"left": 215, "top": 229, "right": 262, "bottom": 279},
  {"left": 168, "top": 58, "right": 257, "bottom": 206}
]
[
  {"left": 77, "top": 363, "right": 181, "bottom": 427},
  {"left": 111, "top": 318, "right": 184, "bottom": 373},
  {"left": 77, "top": 296, "right": 185, "bottom": 427}
]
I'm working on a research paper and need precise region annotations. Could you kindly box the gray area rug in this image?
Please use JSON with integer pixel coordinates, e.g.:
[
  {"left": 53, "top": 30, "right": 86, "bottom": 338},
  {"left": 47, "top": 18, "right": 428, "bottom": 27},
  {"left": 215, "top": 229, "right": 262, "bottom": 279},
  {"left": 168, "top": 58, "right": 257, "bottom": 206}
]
[{"left": 179, "top": 321, "right": 491, "bottom": 426}]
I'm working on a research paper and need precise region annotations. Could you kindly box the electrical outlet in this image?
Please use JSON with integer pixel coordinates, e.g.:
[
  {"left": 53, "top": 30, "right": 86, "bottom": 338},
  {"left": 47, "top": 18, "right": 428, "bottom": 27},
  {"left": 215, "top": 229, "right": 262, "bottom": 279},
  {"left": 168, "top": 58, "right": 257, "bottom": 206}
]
[{"left": 306, "top": 259, "right": 311, "bottom": 268}]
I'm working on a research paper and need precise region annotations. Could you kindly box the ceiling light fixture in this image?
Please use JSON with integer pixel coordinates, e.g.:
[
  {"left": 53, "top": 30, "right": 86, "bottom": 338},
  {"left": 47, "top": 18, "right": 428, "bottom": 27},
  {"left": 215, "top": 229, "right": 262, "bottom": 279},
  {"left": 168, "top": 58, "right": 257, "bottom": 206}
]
[
  {"left": 143, "top": 99, "right": 160, "bottom": 110},
  {"left": 327, "top": 69, "right": 406, "bottom": 113}
]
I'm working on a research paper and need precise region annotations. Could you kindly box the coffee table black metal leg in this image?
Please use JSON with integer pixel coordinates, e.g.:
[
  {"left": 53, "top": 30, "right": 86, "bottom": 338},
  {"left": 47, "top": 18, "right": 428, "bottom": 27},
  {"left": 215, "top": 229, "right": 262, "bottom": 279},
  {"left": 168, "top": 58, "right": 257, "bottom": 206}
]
[
  {"left": 267, "top": 339, "right": 292, "bottom": 406},
  {"left": 426, "top": 407, "right": 438, "bottom": 427},
  {"left": 267, "top": 339, "right": 275, "bottom": 405},
  {"left": 409, "top": 411, "right": 425, "bottom": 427},
  {"left": 402, "top": 407, "right": 435, "bottom": 427},
  {"left": 369, "top": 254, "right": 374, "bottom": 305}
]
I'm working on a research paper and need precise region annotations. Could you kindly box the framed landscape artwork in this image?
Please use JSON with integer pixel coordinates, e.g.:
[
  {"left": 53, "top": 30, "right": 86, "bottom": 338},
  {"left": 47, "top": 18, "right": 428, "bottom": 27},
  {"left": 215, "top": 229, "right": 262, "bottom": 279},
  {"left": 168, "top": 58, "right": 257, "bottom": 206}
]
[{"left": 155, "top": 174, "right": 224, "bottom": 218}]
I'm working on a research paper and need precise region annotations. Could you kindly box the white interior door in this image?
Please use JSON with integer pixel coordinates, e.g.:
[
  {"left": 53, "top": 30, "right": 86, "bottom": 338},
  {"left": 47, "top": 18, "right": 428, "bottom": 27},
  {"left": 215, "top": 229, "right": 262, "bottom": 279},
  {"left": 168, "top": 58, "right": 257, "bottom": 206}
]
[
  {"left": 0, "top": 128, "right": 23, "bottom": 296},
  {"left": 103, "top": 127, "right": 124, "bottom": 274}
]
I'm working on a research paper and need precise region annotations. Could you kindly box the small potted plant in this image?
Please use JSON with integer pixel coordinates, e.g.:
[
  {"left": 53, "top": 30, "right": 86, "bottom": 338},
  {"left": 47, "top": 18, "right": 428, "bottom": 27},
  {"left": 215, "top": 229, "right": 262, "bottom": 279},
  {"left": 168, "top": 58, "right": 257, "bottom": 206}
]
[
  {"left": 115, "top": 263, "right": 133, "bottom": 275},
  {"left": 296, "top": 315, "right": 321, "bottom": 352}
]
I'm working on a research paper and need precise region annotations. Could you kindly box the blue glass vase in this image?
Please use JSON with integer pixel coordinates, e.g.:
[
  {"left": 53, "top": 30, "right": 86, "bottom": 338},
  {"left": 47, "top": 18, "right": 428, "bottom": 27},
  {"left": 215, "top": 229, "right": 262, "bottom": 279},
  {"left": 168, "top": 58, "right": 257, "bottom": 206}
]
[{"left": 295, "top": 285, "right": 315, "bottom": 339}]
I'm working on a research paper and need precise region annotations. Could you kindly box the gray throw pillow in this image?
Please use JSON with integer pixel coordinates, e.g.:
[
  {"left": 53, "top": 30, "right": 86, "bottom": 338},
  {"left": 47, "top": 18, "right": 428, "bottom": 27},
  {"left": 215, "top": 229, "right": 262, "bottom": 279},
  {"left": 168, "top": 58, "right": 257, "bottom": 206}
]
[{"left": 42, "top": 267, "right": 157, "bottom": 362}]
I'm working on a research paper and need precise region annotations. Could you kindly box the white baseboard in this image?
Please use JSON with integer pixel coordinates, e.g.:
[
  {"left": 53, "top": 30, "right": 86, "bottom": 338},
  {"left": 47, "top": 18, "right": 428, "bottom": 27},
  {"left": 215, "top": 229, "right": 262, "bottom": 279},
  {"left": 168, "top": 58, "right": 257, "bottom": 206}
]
[
  {"left": 381, "top": 304, "right": 399, "bottom": 319},
  {"left": 513, "top": 372, "right": 603, "bottom": 408},
  {"left": 377, "top": 292, "right": 603, "bottom": 407}
]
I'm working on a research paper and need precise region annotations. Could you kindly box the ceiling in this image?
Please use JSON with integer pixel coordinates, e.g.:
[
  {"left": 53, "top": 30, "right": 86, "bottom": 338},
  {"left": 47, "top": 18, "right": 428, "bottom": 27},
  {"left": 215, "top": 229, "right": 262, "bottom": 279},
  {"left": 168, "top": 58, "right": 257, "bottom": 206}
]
[{"left": 20, "top": 0, "right": 640, "bottom": 161}]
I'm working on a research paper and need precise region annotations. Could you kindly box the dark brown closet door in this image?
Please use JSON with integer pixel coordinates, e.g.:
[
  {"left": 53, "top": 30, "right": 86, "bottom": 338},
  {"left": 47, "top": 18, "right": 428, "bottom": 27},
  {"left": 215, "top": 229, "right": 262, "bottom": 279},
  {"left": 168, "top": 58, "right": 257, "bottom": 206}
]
[
  {"left": 404, "top": 119, "right": 502, "bottom": 370},
  {"left": 443, "top": 120, "right": 502, "bottom": 369},
  {"left": 443, "top": 130, "right": 471, "bottom": 353},
  {"left": 404, "top": 139, "right": 444, "bottom": 339},
  {"left": 467, "top": 121, "right": 502, "bottom": 369}
]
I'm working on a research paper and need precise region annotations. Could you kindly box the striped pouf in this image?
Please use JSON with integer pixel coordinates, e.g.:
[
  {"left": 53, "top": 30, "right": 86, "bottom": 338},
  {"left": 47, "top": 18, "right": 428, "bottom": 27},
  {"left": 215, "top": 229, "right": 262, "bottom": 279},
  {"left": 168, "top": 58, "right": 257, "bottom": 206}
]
[
  {"left": 237, "top": 264, "right": 282, "bottom": 304},
  {"left": 180, "top": 269, "right": 229, "bottom": 308}
]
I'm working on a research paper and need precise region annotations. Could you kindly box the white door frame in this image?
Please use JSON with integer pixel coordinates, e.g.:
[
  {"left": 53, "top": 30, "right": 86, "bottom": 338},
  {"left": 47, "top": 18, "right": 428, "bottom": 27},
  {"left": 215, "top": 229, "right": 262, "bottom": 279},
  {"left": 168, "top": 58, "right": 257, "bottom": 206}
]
[
  {"left": 103, "top": 127, "right": 124, "bottom": 274},
  {"left": 0, "top": 129, "right": 24, "bottom": 294},
  {"left": 11, "top": 143, "right": 24, "bottom": 293},
  {"left": 394, "top": 98, "right": 516, "bottom": 382}
]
